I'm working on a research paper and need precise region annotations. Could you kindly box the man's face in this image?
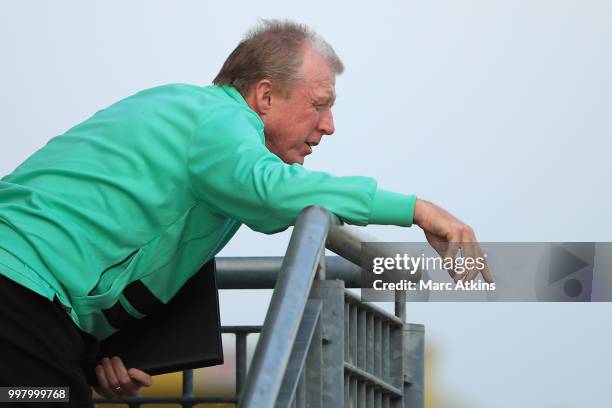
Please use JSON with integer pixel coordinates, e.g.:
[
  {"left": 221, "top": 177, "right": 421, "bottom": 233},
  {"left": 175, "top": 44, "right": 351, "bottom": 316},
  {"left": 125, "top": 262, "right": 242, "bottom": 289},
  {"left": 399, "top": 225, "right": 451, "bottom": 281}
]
[{"left": 262, "top": 46, "right": 336, "bottom": 165}]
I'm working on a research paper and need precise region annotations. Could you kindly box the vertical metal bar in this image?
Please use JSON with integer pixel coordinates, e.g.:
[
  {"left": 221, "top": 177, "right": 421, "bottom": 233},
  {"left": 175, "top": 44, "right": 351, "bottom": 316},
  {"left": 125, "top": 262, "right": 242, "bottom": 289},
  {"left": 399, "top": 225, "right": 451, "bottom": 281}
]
[
  {"left": 350, "top": 304, "right": 357, "bottom": 366},
  {"left": 403, "top": 323, "right": 425, "bottom": 408},
  {"left": 382, "top": 322, "right": 390, "bottom": 381},
  {"left": 390, "top": 325, "right": 404, "bottom": 391},
  {"left": 305, "top": 307, "right": 322, "bottom": 408},
  {"left": 394, "top": 289, "right": 406, "bottom": 323},
  {"left": 309, "top": 280, "right": 345, "bottom": 407},
  {"left": 383, "top": 394, "right": 390, "bottom": 408},
  {"left": 374, "top": 318, "right": 382, "bottom": 378},
  {"left": 236, "top": 333, "right": 248, "bottom": 395},
  {"left": 358, "top": 381, "right": 365, "bottom": 408},
  {"left": 358, "top": 309, "right": 366, "bottom": 369},
  {"left": 306, "top": 251, "right": 323, "bottom": 408},
  {"left": 366, "top": 312, "right": 374, "bottom": 374},
  {"left": 375, "top": 390, "right": 382, "bottom": 408},
  {"left": 344, "top": 374, "right": 350, "bottom": 407},
  {"left": 366, "top": 385, "right": 374, "bottom": 407},
  {"left": 351, "top": 377, "right": 357, "bottom": 407},
  {"left": 344, "top": 302, "right": 350, "bottom": 364},
  {"left": 182, "top": 369, "right": 194, "bottom": 408}
]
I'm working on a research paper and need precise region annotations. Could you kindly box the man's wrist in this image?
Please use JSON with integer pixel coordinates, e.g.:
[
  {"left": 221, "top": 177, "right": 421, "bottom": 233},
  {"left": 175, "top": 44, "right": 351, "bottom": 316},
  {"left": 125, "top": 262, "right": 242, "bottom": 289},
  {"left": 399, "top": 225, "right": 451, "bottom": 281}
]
[{"left": 413, "top": 198, "right": 425, "bottom": 227}]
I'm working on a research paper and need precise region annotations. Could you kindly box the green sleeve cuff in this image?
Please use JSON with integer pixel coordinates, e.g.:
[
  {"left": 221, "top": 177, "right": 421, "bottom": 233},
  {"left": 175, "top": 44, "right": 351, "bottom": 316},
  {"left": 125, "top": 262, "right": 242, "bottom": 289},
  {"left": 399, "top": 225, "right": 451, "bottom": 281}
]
[{"left": 369, "top": 188, "right": 417, "bottom": 227}]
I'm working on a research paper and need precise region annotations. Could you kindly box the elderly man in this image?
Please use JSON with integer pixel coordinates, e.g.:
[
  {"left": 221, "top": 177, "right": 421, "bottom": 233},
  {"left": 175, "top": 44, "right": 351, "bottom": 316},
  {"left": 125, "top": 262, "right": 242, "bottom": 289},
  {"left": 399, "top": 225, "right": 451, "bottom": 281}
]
[{"left": 0, "top": 20, "right": 490, "bottom": 406}]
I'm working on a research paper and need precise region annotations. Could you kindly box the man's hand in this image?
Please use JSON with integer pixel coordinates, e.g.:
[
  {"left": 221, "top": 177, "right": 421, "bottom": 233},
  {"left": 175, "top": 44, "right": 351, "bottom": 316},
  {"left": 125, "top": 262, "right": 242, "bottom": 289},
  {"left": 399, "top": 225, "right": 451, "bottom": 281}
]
[
  {"left": 93, "top": 356, "right": 153, "bottom": 400},
  {"left": 413, "top": 198, "right": 493, "bottom": 283}
]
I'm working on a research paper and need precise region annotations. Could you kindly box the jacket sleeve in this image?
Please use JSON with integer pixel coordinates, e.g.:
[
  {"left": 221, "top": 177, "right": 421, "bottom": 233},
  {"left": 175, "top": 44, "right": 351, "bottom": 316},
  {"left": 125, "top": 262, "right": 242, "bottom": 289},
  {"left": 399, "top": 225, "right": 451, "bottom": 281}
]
[{"left": 187, "top": 106, "right": 416, "bottom": 234}]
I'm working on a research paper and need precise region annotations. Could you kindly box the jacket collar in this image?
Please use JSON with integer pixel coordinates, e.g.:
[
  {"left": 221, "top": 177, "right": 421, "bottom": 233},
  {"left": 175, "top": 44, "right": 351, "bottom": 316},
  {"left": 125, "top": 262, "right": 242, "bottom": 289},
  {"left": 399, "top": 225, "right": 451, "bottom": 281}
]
[{"left": 220, "top": 85, "right": 265, "bottom": 131}]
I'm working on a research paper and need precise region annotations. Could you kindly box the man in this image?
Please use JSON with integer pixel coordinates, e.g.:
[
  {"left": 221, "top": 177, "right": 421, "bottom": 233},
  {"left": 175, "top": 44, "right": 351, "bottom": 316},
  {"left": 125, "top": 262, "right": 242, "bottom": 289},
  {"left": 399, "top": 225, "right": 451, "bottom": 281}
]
[{"left": 0, "top": 20, "right": 491, "bottom": 406}]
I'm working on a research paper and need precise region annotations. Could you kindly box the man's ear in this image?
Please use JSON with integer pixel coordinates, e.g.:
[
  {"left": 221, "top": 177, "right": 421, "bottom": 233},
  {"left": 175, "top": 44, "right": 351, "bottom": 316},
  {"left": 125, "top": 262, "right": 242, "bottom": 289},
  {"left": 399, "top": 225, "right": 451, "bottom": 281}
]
[{"left": 248, "top": 79, "right": 273, "bottom": 115}]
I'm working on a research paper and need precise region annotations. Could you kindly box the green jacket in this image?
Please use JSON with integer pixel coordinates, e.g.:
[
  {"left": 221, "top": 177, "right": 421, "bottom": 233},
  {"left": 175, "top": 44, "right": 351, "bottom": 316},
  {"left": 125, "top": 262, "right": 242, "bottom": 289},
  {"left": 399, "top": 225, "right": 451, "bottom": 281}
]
[{"left": 0, "top": 84, "right": 416, "bottom": 339}]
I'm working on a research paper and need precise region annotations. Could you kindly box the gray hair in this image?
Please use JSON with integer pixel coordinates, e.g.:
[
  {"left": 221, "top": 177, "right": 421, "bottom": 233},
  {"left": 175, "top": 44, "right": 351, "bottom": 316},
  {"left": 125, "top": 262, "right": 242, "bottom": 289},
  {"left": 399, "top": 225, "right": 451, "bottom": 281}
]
[{"left": 213, "top": 19, "right": 344, "bottom": 97}]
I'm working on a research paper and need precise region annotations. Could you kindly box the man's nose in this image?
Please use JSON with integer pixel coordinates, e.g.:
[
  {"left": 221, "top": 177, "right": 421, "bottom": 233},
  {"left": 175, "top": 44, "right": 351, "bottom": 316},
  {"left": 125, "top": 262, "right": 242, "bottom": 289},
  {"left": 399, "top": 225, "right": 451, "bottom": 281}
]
[{"left": 319, "top": 109, "right": 335, "bottom": 136}]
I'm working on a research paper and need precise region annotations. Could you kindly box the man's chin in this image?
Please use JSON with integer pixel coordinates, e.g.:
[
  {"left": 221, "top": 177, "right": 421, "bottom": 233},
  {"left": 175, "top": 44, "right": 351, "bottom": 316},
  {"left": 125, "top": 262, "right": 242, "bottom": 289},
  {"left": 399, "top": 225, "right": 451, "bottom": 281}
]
[{"left": 282, "top": 155, "right": 305, "bottom": 165}]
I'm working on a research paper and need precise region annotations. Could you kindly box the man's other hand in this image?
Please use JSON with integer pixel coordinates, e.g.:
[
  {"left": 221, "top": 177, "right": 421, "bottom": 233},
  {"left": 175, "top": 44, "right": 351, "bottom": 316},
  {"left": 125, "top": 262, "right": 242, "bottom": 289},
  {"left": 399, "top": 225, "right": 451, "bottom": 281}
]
[
  {"left": 413, "top": 198, "right": 493, "bottom": 283},
  {"left": 94, "top": 356, "right": 153, "bottom": 400}
]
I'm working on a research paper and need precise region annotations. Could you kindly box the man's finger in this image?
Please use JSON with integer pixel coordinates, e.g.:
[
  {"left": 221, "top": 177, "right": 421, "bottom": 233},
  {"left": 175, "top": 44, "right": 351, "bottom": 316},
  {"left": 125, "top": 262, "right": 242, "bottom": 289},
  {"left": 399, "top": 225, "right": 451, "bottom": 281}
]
[
  {"left": 443, "top": 242, "right": 462, "bottom": 281},
  {"left": 95, "top": 364, "right": 113, "bottom": 398},
  {"left": 479, "top": 250, "right": 494, "bottom": 283},
  {"left": 456, "top": 227, "right": 477, "bottom": 282},
  {"left": 467, "top": 244, "right": 494, "bottom": 283},
  {"left": 95, "top": 364, "right": 109, "bottom": 389},
  {"left": 463, "top": 242, "right": 480, "bottom": 282},
  {"left": 111, "top": 356, "right": 139, "bottom": 396},
  {"left": 101, "top": 357, "right": 121, "bottom": 391},
  {"left": 95, "top": 364, "right": 118, "bottom": 400},
  {"left": 460, "top": 230, "right": 493, "bottom": 283},
  {"left": 425, "top": 232, "right": 458, "bottom": 281},
  {"left": 128, "top": 368, "right": 153, "bottom": 387}
]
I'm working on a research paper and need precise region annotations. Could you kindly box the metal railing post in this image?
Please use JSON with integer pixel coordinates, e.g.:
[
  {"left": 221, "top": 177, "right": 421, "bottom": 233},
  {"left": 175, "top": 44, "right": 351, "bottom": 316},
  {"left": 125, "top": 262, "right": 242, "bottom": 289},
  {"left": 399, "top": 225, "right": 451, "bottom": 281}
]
[
  {"left": 309, "top": 279, "right": 346, "bottom": 407},
  {"left": 403, "top": 324, "right": 425, "bottom": 408},
  {"left": 182, "top": 369, "right": 194, "bottom": 408},
  {"left": 239, "top": 206, "right": 332, "bottom": 408},
  {"left": 236, "top": 333, "right": 248, "bottom": 394}
]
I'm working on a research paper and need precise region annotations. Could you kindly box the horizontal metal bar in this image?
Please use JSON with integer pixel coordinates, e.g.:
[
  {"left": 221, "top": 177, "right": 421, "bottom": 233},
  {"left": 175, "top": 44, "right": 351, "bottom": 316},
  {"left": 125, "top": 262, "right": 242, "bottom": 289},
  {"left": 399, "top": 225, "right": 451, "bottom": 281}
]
[
  {"left": 343, "top": 362, "right": 403, "bottom": 398},
  {"left": 326, "top": 225, "right": 411, "bottom": 270},
  {"left": 344, "top": 290, "right": 403, "bottom": 327},
  {"left": 217, "top": 256, "right": 362, "bottom": 288},
  {"left": 221, "top": 325, "right": 262, "bottom": 333},
  {"left": 326, "top": 223, "right": 364, "bottom": 267}
]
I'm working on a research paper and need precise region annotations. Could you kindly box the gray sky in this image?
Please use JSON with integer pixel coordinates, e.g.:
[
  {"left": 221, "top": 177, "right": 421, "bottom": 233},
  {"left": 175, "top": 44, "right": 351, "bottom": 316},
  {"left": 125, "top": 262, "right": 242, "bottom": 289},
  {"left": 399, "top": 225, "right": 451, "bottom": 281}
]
[{"left": 1, "top": 1, "right": 611, "bottom": 406}]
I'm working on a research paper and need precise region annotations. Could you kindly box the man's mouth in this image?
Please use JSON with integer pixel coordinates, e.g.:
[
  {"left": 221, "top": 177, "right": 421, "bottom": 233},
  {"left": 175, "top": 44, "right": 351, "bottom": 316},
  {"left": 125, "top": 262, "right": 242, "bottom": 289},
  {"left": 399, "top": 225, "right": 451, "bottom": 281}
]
[
  {"left": 304, "top": 142, "right": 314, "bottom": 155},
  {"left": 304, "top": 141, "right": 318, "bottom": 155}
]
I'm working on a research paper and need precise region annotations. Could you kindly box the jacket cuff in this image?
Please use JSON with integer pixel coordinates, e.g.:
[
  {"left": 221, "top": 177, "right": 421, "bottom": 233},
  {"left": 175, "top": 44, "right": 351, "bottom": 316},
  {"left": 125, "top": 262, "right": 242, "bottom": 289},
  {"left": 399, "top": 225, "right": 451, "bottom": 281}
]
[{"left": 369, "top": 188, "right": 417, "bottom": 227}]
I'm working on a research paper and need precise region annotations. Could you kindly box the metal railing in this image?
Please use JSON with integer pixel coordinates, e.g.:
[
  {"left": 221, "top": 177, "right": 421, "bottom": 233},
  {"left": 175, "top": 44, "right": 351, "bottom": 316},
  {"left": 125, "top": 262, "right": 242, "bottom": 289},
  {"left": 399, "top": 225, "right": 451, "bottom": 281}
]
[{"left": 94, "top": 206, "right": 425, "bottom": 407}]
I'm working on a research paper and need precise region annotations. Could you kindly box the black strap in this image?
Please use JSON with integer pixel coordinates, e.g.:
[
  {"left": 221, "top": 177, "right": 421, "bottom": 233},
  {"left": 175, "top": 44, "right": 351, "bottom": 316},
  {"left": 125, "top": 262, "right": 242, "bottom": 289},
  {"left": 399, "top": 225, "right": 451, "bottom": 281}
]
[
  {"left": 102, "top": 300, "right": 138, "bottom": 330},
  {"left": 101, "top": 280, "right": 164, "bottom": 330},
  {"left": 102, "top": 259, "right": 215, "bottom": 330},
  {"left": 123, "top": 280, "right": 165, "bottom": 316}
]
